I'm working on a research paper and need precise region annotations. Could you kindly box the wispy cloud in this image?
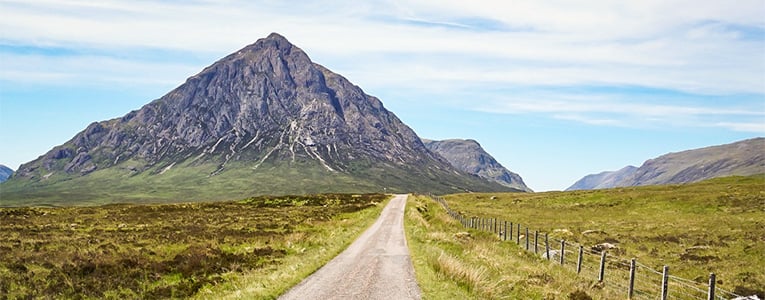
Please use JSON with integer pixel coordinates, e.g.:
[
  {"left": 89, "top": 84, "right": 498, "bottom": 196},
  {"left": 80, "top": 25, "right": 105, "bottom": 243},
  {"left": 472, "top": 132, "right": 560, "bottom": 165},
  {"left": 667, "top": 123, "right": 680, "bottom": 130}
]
[
  {"left": 1, "top": 0, "right": 763, "bottom": 132},
  {"left": 470, "top": 95, "right": 765, "bottom": 133}
]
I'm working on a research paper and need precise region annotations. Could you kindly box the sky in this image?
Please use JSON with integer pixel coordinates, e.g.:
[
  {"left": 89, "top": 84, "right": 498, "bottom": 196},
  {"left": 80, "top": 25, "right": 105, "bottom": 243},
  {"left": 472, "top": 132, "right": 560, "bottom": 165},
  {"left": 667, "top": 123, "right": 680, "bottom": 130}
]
[{"left": 0, "top": 0, "right": 764, "bottom": 191}]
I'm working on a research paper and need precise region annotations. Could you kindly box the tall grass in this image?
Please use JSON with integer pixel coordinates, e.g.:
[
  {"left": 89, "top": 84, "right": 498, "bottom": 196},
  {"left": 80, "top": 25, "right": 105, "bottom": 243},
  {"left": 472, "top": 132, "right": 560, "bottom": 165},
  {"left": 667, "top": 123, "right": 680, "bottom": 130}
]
[
  {"left": 0, "top": 194, "right": 388, "bottom": 299},
  {"left": 444, "top": 175, "right": 765, "bottom": 298},
  {"left": 405, "top": 194, "right": 613, "bottom": 299}
]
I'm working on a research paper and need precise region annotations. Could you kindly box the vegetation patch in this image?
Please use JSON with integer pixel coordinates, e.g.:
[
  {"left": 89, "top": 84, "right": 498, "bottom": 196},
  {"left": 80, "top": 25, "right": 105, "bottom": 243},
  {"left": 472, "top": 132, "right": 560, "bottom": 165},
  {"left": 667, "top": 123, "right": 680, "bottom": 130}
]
[
  {"left": 404, "top": 195, "right": 613, "bottom": 299},
  {"left": 444, "top": 175, "right": 765, "bottom": 297},
  {"left": 0, "top": 193, "right": 387, "bottom": 299}
]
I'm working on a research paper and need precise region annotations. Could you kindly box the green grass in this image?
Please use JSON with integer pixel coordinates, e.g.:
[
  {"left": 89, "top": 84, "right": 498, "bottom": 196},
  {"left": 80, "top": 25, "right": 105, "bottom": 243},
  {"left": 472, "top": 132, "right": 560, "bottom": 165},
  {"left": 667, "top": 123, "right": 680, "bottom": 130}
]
[
  {"left": 0, "top": 159, "right": 384, "bottom": 206},
  {"left": 405, "top": 194, "right": 614, "bottom": 299},
  {"left": 1, "top": 153, "right": 510, "bottom": 206},
  {"left": 442, "top": 175, "right": 765, "bottom": 298},
  {"left": 0, "top": 193, "right": 388, "bottom": 299}
]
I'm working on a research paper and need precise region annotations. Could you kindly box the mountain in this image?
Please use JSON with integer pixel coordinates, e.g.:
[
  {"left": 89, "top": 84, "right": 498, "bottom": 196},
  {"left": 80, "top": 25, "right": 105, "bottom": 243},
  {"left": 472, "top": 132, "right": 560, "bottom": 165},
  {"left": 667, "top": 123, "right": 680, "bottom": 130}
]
[
  {"left": 0, "top": 165, "right": 12, "bottom": 183},
  {"left": 568, "top": 138, "right": 765, "bottom": 190},
  {"left": 566, "top": 166, "right": 637, "bottom": 191},
  {"left": 422, "top": 139, "right": 531, "bottom": 192},
  {"left": 619, "top": 138, "right": 765, "bottom": 186},
  {"left": 1, "top": 33, "right": 512, "bottom": 206}
]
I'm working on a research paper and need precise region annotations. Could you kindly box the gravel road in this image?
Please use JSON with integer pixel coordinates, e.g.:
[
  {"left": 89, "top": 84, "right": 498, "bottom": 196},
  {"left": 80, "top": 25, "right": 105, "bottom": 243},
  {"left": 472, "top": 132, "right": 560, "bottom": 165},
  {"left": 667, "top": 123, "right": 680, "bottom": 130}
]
[{"left": 279, "top": 194, "right": 421, "bottom": 300}]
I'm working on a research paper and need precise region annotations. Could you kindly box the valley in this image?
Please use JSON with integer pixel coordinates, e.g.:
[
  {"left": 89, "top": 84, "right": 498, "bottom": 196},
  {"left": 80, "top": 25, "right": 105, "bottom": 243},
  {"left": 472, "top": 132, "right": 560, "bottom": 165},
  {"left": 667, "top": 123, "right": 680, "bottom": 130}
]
[{"left": 0, "top": 31, "right": 762, "bottom": 300}]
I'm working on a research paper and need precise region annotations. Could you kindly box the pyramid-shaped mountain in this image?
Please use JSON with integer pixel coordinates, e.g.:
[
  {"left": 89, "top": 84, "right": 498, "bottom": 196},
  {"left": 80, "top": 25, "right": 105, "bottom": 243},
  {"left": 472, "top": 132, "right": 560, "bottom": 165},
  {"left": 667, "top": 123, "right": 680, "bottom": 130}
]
[{"left": 3, "top": 33, "right": 511, "bottom": 205}]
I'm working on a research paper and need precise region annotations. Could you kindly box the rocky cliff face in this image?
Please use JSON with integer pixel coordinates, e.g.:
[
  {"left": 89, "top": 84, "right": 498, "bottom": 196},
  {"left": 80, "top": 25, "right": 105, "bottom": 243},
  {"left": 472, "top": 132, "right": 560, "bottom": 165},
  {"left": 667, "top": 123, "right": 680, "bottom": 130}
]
[
  {"left": 568, "top": 138, "right": 765, "bottom": 190},
  {"left": 7, "top": 33, "right": 509, "bottom": 203},
  {"left": 0, "top": 165, "right": 12, "bottom": 183},
  {"left": 566, "top": 166, "right": 637, "bottom": 191},
  {"left": 422, "top": 139, "right": 531, "bottom": 192}
]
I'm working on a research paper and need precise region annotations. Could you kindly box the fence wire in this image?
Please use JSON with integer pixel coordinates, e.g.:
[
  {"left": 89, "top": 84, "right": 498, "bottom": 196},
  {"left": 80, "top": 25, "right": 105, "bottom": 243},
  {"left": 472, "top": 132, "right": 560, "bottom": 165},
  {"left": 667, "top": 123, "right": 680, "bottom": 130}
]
[{"left": 429, "top": 195, "right": 746, "bottom": 300}]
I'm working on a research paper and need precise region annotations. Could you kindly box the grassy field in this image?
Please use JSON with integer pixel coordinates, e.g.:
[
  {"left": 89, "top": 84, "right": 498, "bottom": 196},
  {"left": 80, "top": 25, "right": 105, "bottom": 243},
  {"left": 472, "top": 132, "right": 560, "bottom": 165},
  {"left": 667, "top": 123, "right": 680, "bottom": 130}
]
[
  {"left": 441, "top": 175, "right": 765, "bottom": 298},
  {"left": 0, "top": 193, "right": 388, "bottom": 299},
  {"left": 0, "top": 160, "right": 386, "bottom": 207},
  {"left": 405, "top": 194, "right": 615, "bottom": 299}
]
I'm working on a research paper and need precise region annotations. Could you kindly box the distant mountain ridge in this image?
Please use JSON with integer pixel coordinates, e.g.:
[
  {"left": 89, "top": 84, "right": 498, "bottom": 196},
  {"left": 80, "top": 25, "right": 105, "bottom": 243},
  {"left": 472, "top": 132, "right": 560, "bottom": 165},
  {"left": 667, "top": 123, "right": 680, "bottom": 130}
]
[
  {"left": 423, "top": 139, "right": 531, "bottom": 192},
  {"left": 0, "top": 165, "right": 12, "bottom": 183},
  {"left": 1, "top": 33, "right": 512, "bottom": 206},
  {"left": 567, "top": 138, "right": 765, "bottom": 190},
  {"left": 566, "top": 166, "right": 637, "bottom": 191}
]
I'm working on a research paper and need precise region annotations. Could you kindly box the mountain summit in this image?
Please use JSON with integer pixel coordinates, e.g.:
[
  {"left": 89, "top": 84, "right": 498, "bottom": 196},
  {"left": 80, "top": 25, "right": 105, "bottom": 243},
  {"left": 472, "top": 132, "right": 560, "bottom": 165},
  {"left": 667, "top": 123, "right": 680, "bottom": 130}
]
[
  {"left": 422, "top": 139, "right": 531, "bottom": 192},
  {"left": 4, "top": 33, "right": 511, "bottom": 205}
]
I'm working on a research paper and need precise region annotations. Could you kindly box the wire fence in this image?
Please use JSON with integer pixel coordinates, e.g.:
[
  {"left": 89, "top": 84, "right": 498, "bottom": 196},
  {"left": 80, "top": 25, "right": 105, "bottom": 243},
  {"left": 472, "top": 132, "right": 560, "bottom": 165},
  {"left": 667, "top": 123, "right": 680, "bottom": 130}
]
[{"left": 429, "top": 195, "right": 746, "bottom": 300}]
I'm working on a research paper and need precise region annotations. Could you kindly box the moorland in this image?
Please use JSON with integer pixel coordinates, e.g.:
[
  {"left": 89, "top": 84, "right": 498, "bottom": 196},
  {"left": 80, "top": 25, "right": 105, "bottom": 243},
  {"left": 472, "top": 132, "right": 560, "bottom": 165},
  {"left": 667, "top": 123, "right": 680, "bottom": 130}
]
[{"left": 0, "top": 194, "right": 387, "bottom": 299}]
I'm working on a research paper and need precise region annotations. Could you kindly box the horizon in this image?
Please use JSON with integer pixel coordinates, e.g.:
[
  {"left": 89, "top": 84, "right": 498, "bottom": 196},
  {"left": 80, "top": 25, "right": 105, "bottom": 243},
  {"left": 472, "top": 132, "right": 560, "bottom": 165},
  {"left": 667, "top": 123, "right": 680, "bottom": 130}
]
[{"left": 1, "top": 1, "right": 764, "bottom": 191}]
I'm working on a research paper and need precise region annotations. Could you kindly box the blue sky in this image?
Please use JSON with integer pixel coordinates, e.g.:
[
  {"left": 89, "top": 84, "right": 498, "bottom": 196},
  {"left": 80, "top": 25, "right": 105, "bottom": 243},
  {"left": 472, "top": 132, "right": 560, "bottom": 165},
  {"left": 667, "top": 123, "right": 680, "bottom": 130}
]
[{"left": 1, "top": 0, "right": 763, "bottom": 191}]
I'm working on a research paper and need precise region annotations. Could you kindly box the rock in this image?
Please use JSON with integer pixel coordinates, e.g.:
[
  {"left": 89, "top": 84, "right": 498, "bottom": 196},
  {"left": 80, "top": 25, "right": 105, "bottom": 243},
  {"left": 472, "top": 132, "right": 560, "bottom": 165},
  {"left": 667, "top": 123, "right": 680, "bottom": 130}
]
[
  {"left": 591, "top": 243, "right": 618, "bottom": 252},
  {"left": 541, "top": 250, "right": 559, "bottom": 260}
]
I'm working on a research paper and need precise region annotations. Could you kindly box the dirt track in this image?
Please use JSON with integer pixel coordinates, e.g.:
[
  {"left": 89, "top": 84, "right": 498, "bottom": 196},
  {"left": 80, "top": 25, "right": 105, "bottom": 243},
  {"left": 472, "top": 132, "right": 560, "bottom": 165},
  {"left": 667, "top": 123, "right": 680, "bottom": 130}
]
[{"left": 279, "top": 194, "right": 421, "bottom": 299}]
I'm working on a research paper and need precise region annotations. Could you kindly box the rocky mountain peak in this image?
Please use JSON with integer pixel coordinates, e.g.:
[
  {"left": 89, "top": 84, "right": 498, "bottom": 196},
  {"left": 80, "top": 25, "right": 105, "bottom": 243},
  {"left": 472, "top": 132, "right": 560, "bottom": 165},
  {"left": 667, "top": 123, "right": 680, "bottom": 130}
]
[
  {"left": 7, "top": 33, "right": 512, "bottom": 201},
  {"left": 423, "top": 138, "right": 531, "bottom": 192}
]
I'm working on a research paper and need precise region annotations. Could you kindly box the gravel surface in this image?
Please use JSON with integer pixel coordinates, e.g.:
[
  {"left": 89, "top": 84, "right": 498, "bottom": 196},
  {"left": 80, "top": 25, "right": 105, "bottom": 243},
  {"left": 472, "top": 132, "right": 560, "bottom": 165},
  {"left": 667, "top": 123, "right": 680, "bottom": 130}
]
[{"left": 279, "top": 194, "right": 421, "bottom": 300}]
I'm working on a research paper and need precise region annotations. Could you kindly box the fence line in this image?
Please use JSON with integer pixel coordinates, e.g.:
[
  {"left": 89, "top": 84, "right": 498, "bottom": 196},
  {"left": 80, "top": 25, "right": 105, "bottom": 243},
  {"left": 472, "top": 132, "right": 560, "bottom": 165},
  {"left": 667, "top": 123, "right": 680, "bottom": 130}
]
[{"left": 429, "top": 195, "right": 745, "bottom": 300}]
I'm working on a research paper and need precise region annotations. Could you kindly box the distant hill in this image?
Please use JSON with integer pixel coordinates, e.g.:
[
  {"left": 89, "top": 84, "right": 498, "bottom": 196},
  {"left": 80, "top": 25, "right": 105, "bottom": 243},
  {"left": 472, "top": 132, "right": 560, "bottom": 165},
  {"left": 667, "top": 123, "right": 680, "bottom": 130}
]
[
  {"left": 1, "top": 33, "right": 512, "bottom": 206},
  {"left": 568, "top": 138, "right": 765, "bottom": 190},
  {"left": 0, "top": 165, "right": 12, "bottom": 183},
  {"left": 423, "top": 139, "right": 531, "bottom": 192},
  {"left": 566, "top": 166, "right": 637, "bottom": 191}
]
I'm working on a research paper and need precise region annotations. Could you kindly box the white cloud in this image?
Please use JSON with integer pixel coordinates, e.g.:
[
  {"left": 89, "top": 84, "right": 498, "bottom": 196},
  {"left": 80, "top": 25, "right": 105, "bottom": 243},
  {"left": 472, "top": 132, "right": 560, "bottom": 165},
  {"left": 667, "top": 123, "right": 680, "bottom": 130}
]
[
  {"left": 0, "top": 52, "right": 199, "bottom": 87},
  {"left": 1, "top": 0, "right": 763, "bottom": 128},
  {"left": 715, "top": 121, "right": 765, "bottom": 133}
]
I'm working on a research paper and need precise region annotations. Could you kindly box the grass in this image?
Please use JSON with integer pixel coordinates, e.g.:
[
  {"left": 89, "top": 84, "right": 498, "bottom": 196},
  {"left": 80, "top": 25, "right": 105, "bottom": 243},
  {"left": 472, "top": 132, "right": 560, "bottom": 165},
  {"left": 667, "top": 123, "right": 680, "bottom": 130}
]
[
  {"left": 0, "top": 160, "right": 383, "bottom": 206},
  {"left": 0, "top": 193, "right": 388, "bottom": 299},
  {"left": 1, "top": 153, "right": 510, "bottom": 206},
  {"left": 442, "top": 175, "right": 765, "bottom": 298},
  {"left": 405, "top": 194, "right": 614, "bottom": 299}
]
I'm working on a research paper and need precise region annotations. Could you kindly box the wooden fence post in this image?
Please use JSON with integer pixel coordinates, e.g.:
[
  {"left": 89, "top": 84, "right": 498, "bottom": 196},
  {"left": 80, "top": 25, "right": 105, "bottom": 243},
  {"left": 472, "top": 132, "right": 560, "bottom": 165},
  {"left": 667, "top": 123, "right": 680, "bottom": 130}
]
[
  {"left": 525, "top": 227, "right": 530, "bottom": 251},
  {"left": 509, "top": 222, "right": 513, "bottom": 240},
  {"left": 516, "top": 224, "right": 521, "bottom": 244},
  {"left": 628, "top": 258, "right": 636, "bottom": 299},
  {"left": 707, "top": 273, "right": 716, "bottom": 300},
  {"left": 598, "top": 251, "right": 607, "bottom": 282},
  {"left": 560, "top": 240, "right": 566, "bottom": 265},
  {"left": 661, "top": 266, "right": 669, "bottom": 300},
  {"left": 503, "top": 221, "right": 508, "bottom": 241},
  {"left": 545, "top": 233, "right": 550, "bottom": 261},
  {"left": 534, "top": 231, "right": 539, "bottom": 254},
  {"left": 577, "top": 246, "right": 583, "bottom": 274}
]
